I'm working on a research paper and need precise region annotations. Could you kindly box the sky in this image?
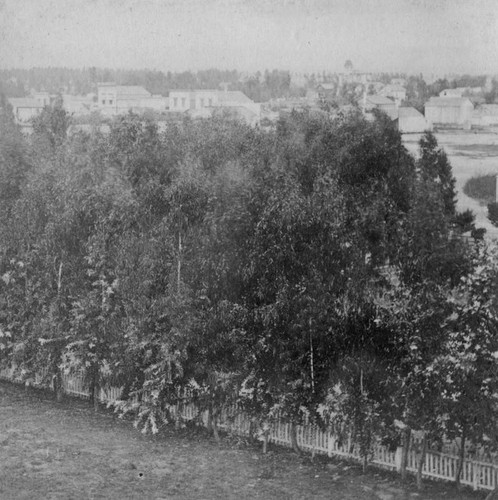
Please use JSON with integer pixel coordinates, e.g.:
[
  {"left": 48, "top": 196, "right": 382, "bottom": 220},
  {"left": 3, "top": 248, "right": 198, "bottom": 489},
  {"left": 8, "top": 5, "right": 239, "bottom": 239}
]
[{"left": 0, "top": 0, "right": 497, "bottom": 75}]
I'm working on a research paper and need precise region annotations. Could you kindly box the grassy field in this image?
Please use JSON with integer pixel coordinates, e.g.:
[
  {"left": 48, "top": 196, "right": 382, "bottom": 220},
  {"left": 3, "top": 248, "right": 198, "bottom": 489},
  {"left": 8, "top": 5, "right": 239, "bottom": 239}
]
[
  {"left": 403, "top": 130, "right": 498, "bottom": 239},
  {"left": 0, "top": 381, "right": 486, "bottom": 500}
]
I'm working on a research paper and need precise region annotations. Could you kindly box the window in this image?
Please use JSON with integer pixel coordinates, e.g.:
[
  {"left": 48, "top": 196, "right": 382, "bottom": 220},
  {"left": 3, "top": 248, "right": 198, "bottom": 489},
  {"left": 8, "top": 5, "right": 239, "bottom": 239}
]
[
  {"left": 208, "top": 98, "right": 212, "bottom": 106},
  {"left": 102, "top": 100, "right": 105, "bottom": 105},
  {"left": 173, "top": 97, "right": 178, "bottom": 107},
  {"left": 181, "top": 98, "right": 186, "bottom": 107},
  {"left": 109, "top": 100, "right": 113, "bottom": 105},
  {"left": 200, "top": 98, "right": 204, "bottom": 107}
]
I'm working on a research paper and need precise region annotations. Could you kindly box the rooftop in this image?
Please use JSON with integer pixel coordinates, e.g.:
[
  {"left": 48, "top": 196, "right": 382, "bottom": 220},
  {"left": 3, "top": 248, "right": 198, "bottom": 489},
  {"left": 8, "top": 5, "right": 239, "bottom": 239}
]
[
  {"left": 426, "top": 97, "right": 474, "bottom": 107},
  {"left": 366, "top": 95, "right": 395, "bottom": 105},
  {"left": 398, "top": 107, "right": 425, "bottom": 118},
  {"left": 8, "top": 98, "right": 44, "bottom": 108},
  {"left": 97, "top": 84, "right": 152, "bottom": 97}
]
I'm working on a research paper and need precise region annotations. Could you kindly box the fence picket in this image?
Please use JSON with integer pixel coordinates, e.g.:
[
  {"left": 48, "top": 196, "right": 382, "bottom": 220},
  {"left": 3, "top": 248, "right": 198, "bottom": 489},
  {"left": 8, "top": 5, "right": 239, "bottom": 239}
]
[{"left": 4, "top": 368, "right": 498, "bottom": 492}]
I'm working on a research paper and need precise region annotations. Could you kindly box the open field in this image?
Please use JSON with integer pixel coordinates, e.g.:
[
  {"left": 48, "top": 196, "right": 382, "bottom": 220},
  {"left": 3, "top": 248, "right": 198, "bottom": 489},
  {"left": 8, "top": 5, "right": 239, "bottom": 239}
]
[
  {"left": 403, "top": 130, "right": 498, "bottom": 239},
  {"left": 0, "top": 381, "right": 485, "bottom": 500}
]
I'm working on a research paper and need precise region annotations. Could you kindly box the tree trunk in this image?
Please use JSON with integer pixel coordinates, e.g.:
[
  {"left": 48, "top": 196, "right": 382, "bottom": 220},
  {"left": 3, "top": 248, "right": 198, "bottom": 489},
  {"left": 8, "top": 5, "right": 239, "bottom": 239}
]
[
  {"left": 206, "top": 405, "right": 213, "bottom": 433},
  {"left": 93, "top": 384, "right": 100, "bottom": 412},
  {"left": 212, "top": 410, "right": 220, "bottom": 442},
  {"left": 455, "top": 425, "right": 466, "bottom": 487},
  {"left": 89, "top": 369, "right": 100, "bottom": 412},
  {"left": 416, "top": 431, "right": 428, "bottom": 491},
  {"left": 54, "top": 370, "right": 64, "bottom": 402},
  {"left": 177, "top": 232, "right": 182, "bottom": 292},
  {"left": 262, "top": 432, "right": 269, "bottom": 454},
  {"left": 175, "top": 408, "right": 182, "bottom": 429},
  {"left": 290, "top": 422, "right": 301, "bottom": 455},
  {"left": 400, "top": 426, "right": 411, "bottom": 482}
]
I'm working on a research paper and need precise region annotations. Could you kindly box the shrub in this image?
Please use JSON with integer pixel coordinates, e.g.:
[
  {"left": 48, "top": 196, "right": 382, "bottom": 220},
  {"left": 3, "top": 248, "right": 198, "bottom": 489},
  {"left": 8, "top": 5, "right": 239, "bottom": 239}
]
[
  {"left": 488, "top": 202, "right": 498, "bottom": 227},
  {"left": 463, "top": 174, "right": 496, "bottom": 204}
]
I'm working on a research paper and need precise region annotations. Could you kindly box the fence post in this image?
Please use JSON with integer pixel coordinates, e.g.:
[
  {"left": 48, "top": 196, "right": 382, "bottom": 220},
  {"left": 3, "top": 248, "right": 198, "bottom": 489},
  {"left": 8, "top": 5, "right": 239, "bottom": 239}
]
[
  {"left": 395, "top": 447, "right": 403, "bottom": 472},
  {"left": 473, "top": 461, "right": 478, "bottom": 491},
  {"left": 328, "top": 433, "right": 334, "bottom": 457}
]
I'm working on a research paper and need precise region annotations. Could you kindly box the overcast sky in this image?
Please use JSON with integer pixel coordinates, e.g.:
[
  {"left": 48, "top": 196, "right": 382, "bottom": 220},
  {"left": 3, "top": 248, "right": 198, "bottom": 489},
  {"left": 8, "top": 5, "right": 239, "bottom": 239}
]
[{"left": 1, "top": 0, "right": 497, "bottom": 75}]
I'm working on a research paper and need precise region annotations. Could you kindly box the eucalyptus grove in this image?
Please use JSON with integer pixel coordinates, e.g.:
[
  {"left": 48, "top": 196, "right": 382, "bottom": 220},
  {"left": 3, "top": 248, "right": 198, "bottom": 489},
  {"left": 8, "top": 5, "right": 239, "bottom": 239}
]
[{"left": 0, "top": 104, "right": 494, "bottom": 486}]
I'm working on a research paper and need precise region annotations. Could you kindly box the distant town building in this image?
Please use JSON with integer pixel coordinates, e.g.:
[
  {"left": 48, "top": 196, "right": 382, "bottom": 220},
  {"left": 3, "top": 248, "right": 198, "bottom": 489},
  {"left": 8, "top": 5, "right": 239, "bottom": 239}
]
[
  {"left": 471, "top": 104, "right": 498, "bottom": 128},
  {"left": 305, "top": 89, "right": 320, "bottom": 103},
  {"left": 367, "top": 82, "right": 385, "bottom": 94},
  {"left": 425, "top": 97, "right": 474, "bottom": 128},
  {"left": 97, "top": 83, "right": 168, "bottom": 115},
  {"left": 290, "top": 72, "right": 308, "bottom": 88},
  {"left": 396, "top": 107, "right": 431, "bottom": 133},
  {"left": 8, "top": 97, "right": 44, "bottom": 123},
  {"left": 379, "top": 84, "right": 406, "bottom": 104},
  {"left": 439, "top": 87, "right": 482, "bottom": 98},
  {"left": 315, "top": 83, "right": 336, "bottom": 99},
  {"left": 338, "top": 71, "right": 372, "bottom": 87},
  {"left": 168, "top": 89, "right": 261, "bottom": 126},
  {"left": 363, "top": 95, "right": 397, "bottom": 120},
  {"left": 390, "top": 78, "right": 407, "bottom": 87},
  {"left": 439, "top": 88, "right": 465, "bottom": 98},
  {"left": 32, "top": 91, "right": 51, "bottom": 106},
  {"left": 62, "top": 94, "right": 96, "bottom": 115}
]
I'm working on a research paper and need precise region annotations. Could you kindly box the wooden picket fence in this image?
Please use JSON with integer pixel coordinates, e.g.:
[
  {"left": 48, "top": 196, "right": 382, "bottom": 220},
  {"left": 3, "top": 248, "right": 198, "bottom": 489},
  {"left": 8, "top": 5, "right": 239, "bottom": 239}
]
[{"left": 2, "top": 366, "right": 498, "bottom": 493}]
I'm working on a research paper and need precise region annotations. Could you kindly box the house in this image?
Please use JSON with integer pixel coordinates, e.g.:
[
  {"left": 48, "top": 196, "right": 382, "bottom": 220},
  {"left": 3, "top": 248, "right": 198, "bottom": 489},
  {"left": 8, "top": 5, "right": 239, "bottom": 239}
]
[
  {"left": 439, "top": 88, "right": 465, "bottom": 98},
  {"left": 379, "top": 84, "right": 407, "bottom": 104},
  {"left": 62, "top": 94, "right": 96, "bottom": 115},
  {"left": 168, "top": 89, "right": 261, "bottom": 126},
  {"left": 424, "top": 97, "right": 474, "bottom": 128},
  {"left": 391, "top": 78, "right": 407, "bottom": 87},
  {"left": 338, "top": 71, "right": 372, "bottom": 86},
  {"left": 363, "top": 95, "right": 397, "bottom": 120},
  {"left": 316, "top": 83, "right": 336, "bottom": 100},
  {"left": 439, "top": 87, "right": 483, "bottom": 98},
  {"left": 396, "top": 107, "right": 431, "bottom": 133},
  {"left": 471, "top": 104, "right": 498, "bottom": 128},
  {"left": 8, "top": 97, "right": 44, "bottom": 123},
  {"left": 32, "top": 91, "right": 51, "bottom": 106},
  {"left": 97, "top": 83, "right": 168, "bottom": 115},
  {"left": 305, "top": 89, "right": 320, "bottom": 103},
  {"left": 367, "top": 82, "right": 385, "bottom": 94}
]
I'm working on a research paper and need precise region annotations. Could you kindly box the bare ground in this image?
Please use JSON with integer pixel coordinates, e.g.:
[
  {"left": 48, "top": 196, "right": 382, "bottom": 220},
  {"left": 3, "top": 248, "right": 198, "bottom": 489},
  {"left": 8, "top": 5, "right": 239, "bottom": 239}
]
[{"left": 0, "top": 381, "right": 486, "bottom": 500}]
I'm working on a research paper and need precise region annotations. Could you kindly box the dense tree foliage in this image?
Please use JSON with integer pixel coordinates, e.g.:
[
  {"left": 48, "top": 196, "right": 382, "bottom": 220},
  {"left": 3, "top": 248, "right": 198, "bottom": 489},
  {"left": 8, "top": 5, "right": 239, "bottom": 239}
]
[{"left": 0, "top": 105, "right": 495, "bottom": 485}]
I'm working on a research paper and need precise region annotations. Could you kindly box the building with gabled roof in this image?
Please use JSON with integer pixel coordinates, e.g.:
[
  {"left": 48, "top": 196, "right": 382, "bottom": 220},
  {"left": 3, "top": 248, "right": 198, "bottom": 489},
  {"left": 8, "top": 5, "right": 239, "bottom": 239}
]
[
  {"left": 363, "top": 95, "right": 397, "bottom": 120},
  {"left": 396, "top": 106, "right": 431, "bottom": 133},
  {"left": 379, "top": 84, "right": 406, "bottom": 104},
  {"left": 425, "top": 97, "right": 474, "bottom": 128},
  {"left": 168, "top": 89, "right": 261, "bottom": 126},
  {"left": 8, "top": 97, "right": 44, "bottom": 123},
  {"left": 97, "top": 83, "right": 168, "bottom": 115}
]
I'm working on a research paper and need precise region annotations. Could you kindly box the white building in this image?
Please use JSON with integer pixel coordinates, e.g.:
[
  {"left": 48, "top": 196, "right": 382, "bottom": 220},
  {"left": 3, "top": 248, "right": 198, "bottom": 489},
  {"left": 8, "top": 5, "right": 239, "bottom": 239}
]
[
  {"left": 168, "top": 89, "right": 261, "bottom": 126},
  {"left": 363, "top": 95, "right": 398, "bottom": 120},
  {"left": 397, "top": 107, "right": 431, "bottom": 133},
  {"left": 379, "top": 84, "right": 407, "bottom": 105},
  {"left": 32, "top": 91, "right": 51, "bottom": 106},
  {"left": 425, "top": 97, "right": 474, "bottom": 128},
  {"left": 8, "top": 97, "right": 44, "bottom": 123},
  {"left": 97, "top": 83, "right": 168, "bottom": 115},
  {"left": 62, "top": 94, "right": 96, "bottom": 115}
]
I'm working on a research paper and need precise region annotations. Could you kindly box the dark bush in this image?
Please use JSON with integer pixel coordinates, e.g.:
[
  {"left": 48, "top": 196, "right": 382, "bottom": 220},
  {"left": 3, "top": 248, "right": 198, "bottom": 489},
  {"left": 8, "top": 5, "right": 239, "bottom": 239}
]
[{"left": 463, "top": 174, "right": 496, "bottom": 204}]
